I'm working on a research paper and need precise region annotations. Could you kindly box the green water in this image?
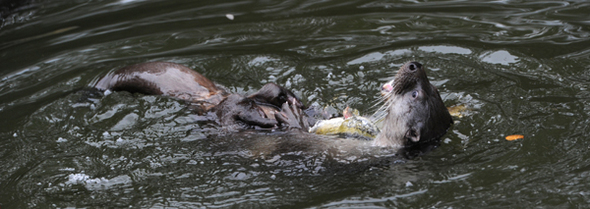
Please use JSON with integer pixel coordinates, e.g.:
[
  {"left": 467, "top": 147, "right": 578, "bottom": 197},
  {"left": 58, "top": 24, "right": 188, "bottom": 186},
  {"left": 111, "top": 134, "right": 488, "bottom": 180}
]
[{"left": 1, "top": 0, "right": 590, "bottom": 208}]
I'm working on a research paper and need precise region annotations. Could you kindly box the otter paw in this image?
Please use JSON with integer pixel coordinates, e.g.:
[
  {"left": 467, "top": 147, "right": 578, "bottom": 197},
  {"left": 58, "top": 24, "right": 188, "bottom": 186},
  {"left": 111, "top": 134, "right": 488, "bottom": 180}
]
[{"left": 275, "top": 102, "right": 310, "bottom": 131}]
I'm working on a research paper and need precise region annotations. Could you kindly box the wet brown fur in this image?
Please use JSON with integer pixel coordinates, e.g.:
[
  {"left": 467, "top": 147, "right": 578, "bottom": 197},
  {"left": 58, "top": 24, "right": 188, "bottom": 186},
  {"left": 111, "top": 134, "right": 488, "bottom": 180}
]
[
  {"left": 94, "top": 62, "right": 228, "bottom": 111},
  {"left": 93, "top": 62, "right": 301, "bottom": 129}
]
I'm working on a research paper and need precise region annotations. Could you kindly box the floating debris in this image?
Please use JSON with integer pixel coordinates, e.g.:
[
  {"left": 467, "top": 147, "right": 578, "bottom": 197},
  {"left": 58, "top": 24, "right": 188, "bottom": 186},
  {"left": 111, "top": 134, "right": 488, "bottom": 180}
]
[
  {"left": 447, "top": 104, "right": 468, "bottom": 118},
  {"left": 505, "top": 134, "right": 524, "bottom": 141}
]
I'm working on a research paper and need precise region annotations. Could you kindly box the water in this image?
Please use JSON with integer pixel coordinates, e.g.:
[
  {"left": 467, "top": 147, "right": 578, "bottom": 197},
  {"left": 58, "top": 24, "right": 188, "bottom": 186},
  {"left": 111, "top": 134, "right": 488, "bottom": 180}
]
[{"left": 1, "top": 0, "right": 590, "bottom": 208}]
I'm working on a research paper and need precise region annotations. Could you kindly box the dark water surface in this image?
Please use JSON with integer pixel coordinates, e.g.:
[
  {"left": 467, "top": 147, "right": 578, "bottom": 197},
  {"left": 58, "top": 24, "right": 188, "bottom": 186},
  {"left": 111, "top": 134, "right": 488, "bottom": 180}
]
[{"left": 2, "top": 0, "right": 590, "bottom": 208}]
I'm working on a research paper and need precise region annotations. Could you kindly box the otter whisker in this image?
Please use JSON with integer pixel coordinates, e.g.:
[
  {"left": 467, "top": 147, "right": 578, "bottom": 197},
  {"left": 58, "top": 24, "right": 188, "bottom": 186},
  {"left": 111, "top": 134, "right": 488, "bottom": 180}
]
[{"left": 369, "top": 91, "right": 394, "bottom": 122}]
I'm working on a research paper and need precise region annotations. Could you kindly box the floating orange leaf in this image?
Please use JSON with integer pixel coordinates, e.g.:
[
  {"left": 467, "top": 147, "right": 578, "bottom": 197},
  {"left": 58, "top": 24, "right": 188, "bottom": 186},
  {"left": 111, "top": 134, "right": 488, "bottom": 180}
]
[{"left": 505, "top": 134, "right": 524, "bottom": 141}]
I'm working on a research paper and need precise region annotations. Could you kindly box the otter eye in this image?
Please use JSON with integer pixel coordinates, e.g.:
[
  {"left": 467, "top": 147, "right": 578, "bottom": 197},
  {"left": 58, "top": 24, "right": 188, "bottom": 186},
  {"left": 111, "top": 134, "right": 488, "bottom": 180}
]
[{"left": 411, "top": 90, "right": 419, "bottom": 98}]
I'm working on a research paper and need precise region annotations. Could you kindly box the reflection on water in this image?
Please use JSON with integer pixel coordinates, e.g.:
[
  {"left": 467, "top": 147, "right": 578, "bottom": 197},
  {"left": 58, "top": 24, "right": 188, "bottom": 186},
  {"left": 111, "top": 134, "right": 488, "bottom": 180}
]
[
  {"left": 1, "top": 0, "right": 590, "bottom": 208},
  {"left": 480, "top": 50, "right": 519, "bottom": 65},
  {"left": 418, "top": 45, "right": 472, "bottom": 55}
]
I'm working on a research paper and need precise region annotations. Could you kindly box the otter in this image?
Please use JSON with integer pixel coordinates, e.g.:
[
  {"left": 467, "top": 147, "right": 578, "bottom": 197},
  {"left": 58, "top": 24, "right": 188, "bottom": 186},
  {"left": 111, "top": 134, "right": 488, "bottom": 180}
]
[
  {"left": 93, "top": 62, "right": 303, "bottom": 129},
  {"left": 373, "top": 61, "right": 453, "bottom": 148}
]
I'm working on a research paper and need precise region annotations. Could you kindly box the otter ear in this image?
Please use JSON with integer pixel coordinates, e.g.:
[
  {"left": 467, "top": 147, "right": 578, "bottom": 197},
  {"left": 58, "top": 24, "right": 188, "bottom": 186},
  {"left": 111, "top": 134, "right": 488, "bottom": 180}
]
[{"left": 405, "top": 128, "right": 421, "bottom": 142}]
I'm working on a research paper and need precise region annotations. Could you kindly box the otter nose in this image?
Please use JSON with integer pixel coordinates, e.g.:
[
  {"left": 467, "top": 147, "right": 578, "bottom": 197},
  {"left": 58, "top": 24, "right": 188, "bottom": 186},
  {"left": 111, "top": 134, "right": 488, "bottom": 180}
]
[{"left": 408, "top": 62, "right": 422, "bottom": 71}]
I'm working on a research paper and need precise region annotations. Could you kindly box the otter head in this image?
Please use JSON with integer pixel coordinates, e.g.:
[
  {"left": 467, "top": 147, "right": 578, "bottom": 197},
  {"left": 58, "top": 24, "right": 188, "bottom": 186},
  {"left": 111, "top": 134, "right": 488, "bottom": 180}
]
[{"left": 374, "top": 62, "right": 453, "bottom": 148}]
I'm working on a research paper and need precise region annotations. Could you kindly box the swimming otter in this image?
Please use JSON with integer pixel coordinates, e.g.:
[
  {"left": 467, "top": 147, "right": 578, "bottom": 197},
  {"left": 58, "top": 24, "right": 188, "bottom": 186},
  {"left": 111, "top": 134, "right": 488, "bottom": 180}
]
[
  {"left": 93, "top": 62, "right": 303, "bottom": 129},
  {"left": 373, "top": 62, "right": 453, "bottom": 148}
]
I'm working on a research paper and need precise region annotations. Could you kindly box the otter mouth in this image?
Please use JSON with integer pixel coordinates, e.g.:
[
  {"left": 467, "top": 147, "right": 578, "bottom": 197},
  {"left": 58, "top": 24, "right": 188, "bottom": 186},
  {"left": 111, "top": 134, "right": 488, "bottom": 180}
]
[{"left": 381, "top": 80, "right": 394, "bottom": 96}]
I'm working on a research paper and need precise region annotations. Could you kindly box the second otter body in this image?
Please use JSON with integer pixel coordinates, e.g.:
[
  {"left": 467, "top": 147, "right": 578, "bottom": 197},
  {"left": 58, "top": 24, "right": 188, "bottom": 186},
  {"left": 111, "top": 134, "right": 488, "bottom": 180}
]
[{"left": 93, "top": 62, "right": 303, "bottom": 129}]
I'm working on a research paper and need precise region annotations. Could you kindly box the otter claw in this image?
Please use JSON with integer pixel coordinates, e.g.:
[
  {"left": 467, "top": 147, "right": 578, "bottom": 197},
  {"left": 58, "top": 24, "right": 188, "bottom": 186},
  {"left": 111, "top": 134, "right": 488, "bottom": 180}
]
[{"left": 276, "top": 102, "right": 309, "bottom": 130}]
